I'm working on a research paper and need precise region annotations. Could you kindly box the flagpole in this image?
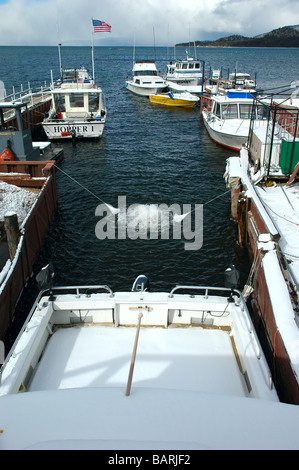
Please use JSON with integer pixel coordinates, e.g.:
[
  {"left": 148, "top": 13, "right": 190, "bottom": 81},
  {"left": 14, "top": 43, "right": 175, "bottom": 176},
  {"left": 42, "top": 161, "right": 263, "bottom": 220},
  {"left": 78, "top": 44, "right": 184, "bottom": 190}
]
[{"left": 91, "top": 17, "right": 95, "bottom": 83}]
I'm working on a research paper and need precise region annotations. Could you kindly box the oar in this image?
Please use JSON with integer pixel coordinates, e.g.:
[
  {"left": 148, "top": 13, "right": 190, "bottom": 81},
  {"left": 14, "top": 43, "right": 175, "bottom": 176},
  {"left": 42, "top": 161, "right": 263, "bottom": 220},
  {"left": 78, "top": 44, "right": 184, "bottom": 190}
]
[{"left": 125, "top": 313, "right": 143, "bottom": 396}]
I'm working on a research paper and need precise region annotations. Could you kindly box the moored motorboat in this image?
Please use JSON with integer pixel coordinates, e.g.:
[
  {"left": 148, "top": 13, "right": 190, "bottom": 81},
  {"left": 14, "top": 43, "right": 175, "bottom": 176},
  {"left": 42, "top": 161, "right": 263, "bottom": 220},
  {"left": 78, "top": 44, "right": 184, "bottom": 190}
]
[
  {"left": 42, "top": 67, "right": 106, "bottom": 140},
  {"left": 0, "top": 268, "right": 298, "bottom": 450},
  {"left": 125, "top": 61, "right": 166, "bottom": 97},
  {"left": 149, "top": 89, "right": 199, "bottom": 108},
  {"left": 201, "top": 89, "right": 268, "bottom": 151},
  {"left": 165, "top": 51, "right": 204, "bottom": 94},
  {"left": 224, "top": 88, "right": 299, "bottom": 404},
  {"left": 204, "top": 70, "right": 257, "bottom": 96},
  {"left": 229, "top": 72, "right": 256, "bottom": 89}
]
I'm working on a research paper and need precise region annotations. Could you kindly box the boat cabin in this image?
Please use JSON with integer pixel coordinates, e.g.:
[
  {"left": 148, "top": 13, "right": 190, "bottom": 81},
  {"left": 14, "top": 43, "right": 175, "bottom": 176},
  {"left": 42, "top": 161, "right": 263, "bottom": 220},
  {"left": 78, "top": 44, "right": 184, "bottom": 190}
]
[
  {"left": 229, "top": 72, "right": 256, "bottom": 89},
  {"left": 48, "top": 68, "right": 105, "bottom": 121},
  {"left": 210, "top": 92, "right": 268, "bottom": 122},
  {"left": 132, "top": 61, "right": 160, "bottom": 77},
  {"left": 0, "top": 103, "right": 40, "bottom": 160},
  {"left": 167, "top": 60, "right": 202, "bottom": 75},
  {"left": 50, "top": 88, "right": 104, "bottom": 121}
]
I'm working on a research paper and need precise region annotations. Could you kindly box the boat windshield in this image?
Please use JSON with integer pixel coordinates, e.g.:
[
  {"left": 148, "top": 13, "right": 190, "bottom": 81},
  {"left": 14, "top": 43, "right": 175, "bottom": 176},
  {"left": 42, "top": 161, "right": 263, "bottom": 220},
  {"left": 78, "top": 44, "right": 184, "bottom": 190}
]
[
  {"left": 134, "top": 71, "right": 158, "bottom": 76},
  {"left": 255, "top": 104, "right": 269, "bottom": 120},
  {"left": 214, "top": 102, "right": 221, "bottom": 118},
  {"left": 54, "top": 94, "right": 66, "bottom": 112},
  {"left": 88, "top": 93, "right": 100, "bottom": 112},
  {"left": 240, "top": 104, "right": 252, "bottom": 119},
  {"left": 221, "top": 103, "right": 238, "bottom": 119},
  {"left": 69, "top": 93, "right": 84, "bottom": 108}
]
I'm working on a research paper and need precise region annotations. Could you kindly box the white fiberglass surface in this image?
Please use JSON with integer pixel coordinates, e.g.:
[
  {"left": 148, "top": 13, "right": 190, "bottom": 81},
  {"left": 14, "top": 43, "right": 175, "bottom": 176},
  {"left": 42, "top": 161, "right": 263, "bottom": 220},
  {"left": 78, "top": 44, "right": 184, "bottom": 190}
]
[{"left": 28, "top": 325, "right": 246, "bottom": 397}]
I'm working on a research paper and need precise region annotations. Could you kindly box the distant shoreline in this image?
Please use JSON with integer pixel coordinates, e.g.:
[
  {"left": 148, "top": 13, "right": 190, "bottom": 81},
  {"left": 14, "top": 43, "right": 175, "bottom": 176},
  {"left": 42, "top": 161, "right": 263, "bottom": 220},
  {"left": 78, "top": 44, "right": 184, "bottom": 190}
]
[{"left": 175, "top": 45, "right": 299, "bottom": 49}]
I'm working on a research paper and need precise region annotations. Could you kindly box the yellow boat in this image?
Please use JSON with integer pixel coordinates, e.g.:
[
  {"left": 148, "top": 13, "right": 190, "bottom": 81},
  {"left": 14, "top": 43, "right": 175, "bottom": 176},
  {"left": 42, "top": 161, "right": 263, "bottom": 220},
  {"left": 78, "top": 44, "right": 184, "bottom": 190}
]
[{"left": 149, "top": 91, "right": 199, "bottom": 108}]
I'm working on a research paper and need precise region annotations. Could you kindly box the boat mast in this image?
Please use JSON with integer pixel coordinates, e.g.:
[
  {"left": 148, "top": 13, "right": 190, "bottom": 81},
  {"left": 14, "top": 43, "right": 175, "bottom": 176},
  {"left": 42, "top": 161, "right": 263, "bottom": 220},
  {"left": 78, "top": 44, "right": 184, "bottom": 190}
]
[
  {"left": 91, "top": 17, "right": 95, "bottom": 83},
  {"left": 58, "top": 43, "right": 62, "bottom": 80},
  {"left": 133, "top": 32, "right": 135, "bottom": 68}
]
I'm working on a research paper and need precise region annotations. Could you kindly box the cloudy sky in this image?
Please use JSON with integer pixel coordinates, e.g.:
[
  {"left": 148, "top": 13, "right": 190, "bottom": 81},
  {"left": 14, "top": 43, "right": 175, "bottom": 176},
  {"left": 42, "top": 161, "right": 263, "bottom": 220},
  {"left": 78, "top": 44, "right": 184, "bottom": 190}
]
[{"left": 0, "top": 0, "right": 298, "bottom": 46}]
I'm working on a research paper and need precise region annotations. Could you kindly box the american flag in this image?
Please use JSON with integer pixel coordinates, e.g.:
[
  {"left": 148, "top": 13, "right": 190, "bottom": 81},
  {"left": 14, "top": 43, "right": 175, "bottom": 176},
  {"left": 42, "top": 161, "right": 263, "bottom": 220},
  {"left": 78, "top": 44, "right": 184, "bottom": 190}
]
[{"left": 92, "top": 19, "right": 111, "bottom": 33}]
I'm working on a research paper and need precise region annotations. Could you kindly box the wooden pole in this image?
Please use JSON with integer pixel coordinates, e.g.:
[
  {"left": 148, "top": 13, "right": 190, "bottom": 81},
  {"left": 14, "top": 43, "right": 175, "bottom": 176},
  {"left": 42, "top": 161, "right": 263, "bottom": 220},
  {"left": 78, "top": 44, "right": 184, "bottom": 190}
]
[
  {"left": 4, "top": 213, "right": 20, "bottom": 260},
  {"left": 125, "top": 313, "right": 143, "bottom": 397},
  {"left": 237, "top": 194, "right": 248, "bottom": 248}
]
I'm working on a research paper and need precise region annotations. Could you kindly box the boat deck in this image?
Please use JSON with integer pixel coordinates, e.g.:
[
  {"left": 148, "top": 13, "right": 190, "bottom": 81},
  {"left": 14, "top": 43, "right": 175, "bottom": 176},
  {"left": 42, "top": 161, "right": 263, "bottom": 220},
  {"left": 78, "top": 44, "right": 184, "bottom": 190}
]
[
  {"left": 255, "top": 183, "right": 299, "bottom": 291},
  {"left": 28, "top": 324, "right": 247, "bottom": 397}
]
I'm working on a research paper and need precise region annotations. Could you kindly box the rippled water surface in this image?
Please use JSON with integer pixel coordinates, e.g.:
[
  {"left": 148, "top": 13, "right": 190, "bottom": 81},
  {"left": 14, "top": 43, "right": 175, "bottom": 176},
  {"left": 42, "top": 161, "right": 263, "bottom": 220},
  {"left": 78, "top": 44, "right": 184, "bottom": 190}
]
[{"left": 1, "top": 45, "right": 299, "bottom": 343}]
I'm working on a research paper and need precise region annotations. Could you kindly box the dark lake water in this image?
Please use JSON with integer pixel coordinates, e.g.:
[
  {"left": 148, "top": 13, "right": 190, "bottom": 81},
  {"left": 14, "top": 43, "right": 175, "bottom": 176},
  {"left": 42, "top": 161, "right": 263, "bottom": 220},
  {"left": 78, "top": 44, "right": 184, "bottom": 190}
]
[{"left": 1, "top": 45, "right": 299, "bottom": 346}]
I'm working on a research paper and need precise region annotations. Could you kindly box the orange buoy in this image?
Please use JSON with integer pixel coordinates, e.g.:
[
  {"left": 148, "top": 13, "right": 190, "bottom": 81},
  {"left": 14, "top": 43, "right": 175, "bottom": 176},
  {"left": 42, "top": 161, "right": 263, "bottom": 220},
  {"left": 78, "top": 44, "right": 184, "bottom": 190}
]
[{"left": 0, "top": 148, "right": 15, "bottom": 161}]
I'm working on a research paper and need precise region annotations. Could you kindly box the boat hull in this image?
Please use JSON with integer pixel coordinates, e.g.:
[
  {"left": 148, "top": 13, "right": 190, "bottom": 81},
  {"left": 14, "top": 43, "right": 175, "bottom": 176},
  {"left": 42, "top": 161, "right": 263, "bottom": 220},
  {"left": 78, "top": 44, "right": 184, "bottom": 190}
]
[
  {"left": 2, "top": 281, "right": 298, "bottom": 449},
  {"left": 166, "top": 76, "right": 201, "bottom": 87},
  {"left": 225, "top": 150, "right": 299, "bottom": 404},
  {"left": 202, "top": 110, "right": 248, "bottom": 151},
  {"left": 150, "top": 94, "right": 198, "bottom": 108},
  {"left": 126, "top": 81, "right": 165, "bottom": 97},
  {"left": 42, "top": 120, "right": 106, "bottom": 139}
]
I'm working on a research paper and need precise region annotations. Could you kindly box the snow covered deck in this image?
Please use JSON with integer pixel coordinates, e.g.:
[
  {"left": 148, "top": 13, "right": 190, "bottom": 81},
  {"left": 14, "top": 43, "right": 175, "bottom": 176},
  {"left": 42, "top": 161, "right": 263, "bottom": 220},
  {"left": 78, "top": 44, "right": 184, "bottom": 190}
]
[
  {"left": 255, "top": 183, "right": 299, "bottom": 296},
  {"left": 28, "top": 325, "right": 246, "bottom": 397},
  {"left": 225, "top": 150, "right": 299, "bottom": 402},
  {"left": 1, "top": 287, "right": 298, "bottom": 450}
]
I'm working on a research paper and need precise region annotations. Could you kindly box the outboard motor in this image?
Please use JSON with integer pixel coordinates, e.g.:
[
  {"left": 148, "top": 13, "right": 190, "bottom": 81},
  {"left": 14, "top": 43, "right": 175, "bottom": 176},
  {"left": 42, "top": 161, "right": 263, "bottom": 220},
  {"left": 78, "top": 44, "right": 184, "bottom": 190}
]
[
  {"left": 224, "top": 264, "right": 240, "bottom": 302},
  {"left": 132, "top": 275, "right": 149, "bottom": 292}
]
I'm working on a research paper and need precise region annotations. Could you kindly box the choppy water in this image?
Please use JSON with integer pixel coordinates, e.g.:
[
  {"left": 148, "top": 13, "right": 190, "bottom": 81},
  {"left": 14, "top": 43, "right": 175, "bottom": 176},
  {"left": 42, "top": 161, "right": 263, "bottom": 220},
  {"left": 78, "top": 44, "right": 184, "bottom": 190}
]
[{"left": 1, "top": 45, "right": 299, "bottom": 344}]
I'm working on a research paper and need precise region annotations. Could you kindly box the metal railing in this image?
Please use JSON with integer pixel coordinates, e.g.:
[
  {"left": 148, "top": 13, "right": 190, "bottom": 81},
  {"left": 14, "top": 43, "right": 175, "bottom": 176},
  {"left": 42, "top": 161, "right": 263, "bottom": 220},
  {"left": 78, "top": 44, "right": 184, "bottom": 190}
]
[{"left": 3, "top": 82, "right": 52, "bottom": 106}]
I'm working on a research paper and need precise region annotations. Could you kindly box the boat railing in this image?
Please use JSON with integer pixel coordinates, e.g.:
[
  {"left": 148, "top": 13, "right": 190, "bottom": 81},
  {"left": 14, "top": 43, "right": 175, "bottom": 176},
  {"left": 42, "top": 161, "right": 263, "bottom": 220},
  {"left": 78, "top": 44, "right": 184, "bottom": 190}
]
[
  {"left": 0, "top": 284, "right": 114, "bottom": 384},
  {"left": 0, "top": 283, "right": 275, "bottom": 392},
  {"left": 168, "top": 285, "right": 241, "bottom": 299},
  {"left": 3, "top": 82, "right": 52, "bottom": 106},
  {"left": 47, "top": 285, "right": 114, "bottom": 297}
]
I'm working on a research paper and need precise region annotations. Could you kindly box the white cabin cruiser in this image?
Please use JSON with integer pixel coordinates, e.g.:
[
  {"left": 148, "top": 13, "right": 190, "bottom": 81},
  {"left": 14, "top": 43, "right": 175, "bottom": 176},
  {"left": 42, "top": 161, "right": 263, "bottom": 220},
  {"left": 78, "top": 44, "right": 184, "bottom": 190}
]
[
  {"left": 126, "top": 61, "right": 166, "bottom": 97},
  {"left": 42, "top": 68, "right": 106, "bottom": 140},
  {"left": 201, "top": 89, "right": 268, "bottom": 151},
  {"left": 166, "top": 53, "right": 204, "bottom": 93},
  {"left": 0, "top": 268, "right": 298, "bottom": 450},
  {"left": 229, "top": 72, "right": 256, "bottom": 89}
]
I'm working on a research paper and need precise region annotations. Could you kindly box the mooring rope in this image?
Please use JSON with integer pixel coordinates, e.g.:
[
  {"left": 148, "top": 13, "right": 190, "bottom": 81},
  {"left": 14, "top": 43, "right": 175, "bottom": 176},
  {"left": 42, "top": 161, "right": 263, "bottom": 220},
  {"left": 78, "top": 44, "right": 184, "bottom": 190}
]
[{"left": 54, "top": 164, "right": 231, "bottom": 216}]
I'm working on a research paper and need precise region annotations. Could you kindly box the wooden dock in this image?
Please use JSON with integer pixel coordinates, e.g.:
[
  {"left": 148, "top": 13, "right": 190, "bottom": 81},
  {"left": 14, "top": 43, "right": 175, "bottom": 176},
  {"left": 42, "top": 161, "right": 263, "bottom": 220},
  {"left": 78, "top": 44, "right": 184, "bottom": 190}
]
[
  {"left": 2, "top": 86, "right": 52, "bottom": 135},
  {"left": 0, "top": 161, "right": 57, "bottom": 340}
]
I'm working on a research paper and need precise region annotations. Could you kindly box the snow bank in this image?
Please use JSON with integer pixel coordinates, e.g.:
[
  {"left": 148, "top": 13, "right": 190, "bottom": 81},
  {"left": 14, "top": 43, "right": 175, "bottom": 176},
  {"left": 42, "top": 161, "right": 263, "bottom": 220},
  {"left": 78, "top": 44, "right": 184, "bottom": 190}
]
[{"left": 0, "top": 181, "right": 38, "bottom": 224}]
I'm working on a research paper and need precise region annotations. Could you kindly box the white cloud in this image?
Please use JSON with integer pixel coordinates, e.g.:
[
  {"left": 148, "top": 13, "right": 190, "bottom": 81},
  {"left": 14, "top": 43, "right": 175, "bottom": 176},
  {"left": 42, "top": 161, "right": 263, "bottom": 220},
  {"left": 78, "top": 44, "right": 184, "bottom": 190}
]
[{"left": 0, "top": 0, "right": 298, "bottom": 46}]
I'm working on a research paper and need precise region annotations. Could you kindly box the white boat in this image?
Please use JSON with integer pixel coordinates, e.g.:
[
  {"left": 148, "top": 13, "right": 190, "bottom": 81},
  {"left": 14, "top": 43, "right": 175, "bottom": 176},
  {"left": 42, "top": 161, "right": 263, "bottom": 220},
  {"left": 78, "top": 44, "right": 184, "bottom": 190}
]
[
  {"left": 229, "top": 72, "right": 256, "bottom": 89},
  {"left": 126, "top": 61, "right": 166, "bottom": 97},
  {"left": 166, "top": 51, "right": 204, "bottom": 93},
  {"left": 0, "top": 268, "right": 298, "bottom": 450},
  {"left": 224, "top": 89, "right": 299, "bottom": 404},
  {"left": 42, "top": 67, "right": 106, "bottom": 140},
  {"left": 204, "top": 70, "right": 257, "bottom": 96},
  {"left": 201, "top": 89, "right": 268, "bottom": 151}
]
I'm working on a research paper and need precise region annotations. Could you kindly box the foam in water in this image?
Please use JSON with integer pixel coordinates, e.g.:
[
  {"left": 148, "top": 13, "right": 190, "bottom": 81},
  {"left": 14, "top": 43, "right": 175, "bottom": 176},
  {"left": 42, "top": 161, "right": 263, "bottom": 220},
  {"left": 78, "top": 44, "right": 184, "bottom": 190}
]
[{"left": 95, "top": 198, "right": 203, "bottom": 250}]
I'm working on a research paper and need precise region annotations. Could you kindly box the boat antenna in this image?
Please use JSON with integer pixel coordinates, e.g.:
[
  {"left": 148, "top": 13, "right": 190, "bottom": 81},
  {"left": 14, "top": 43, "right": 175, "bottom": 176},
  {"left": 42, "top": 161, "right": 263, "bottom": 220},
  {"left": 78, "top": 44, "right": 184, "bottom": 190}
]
[
  {"left": 58, "top": 43, "right": 62, "bottom": 79},
  {"left": 133, "top": 31, "right": 136, "bottom": 68},
  {"left": 153, "top": 26, "right": 156, "bottom": 61},
  {"left": 56, "top": 8, "right": 62, "bottom": 79}
]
